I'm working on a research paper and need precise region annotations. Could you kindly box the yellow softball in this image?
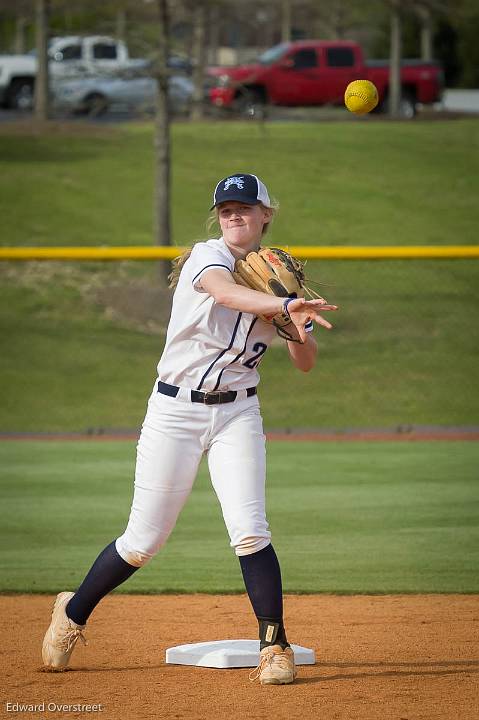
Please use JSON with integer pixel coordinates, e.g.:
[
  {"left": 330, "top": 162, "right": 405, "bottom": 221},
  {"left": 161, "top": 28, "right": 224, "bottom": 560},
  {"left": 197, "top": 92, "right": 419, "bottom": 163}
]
[{"left": 344, "top": 80, "right": 378, "bottom": 115}]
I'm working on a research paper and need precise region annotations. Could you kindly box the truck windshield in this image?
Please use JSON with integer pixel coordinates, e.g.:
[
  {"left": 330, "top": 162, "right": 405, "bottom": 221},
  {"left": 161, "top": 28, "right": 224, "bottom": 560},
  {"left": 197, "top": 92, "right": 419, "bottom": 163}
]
[{"left": 257, "top": 43, "right": 289, "bottom": 65}]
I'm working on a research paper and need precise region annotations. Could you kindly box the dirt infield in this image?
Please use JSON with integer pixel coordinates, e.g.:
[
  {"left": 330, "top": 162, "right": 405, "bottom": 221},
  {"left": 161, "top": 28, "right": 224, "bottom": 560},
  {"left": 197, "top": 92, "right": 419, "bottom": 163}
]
[{"left": 2, "top": 594, "right": 478, "bottom": 720}]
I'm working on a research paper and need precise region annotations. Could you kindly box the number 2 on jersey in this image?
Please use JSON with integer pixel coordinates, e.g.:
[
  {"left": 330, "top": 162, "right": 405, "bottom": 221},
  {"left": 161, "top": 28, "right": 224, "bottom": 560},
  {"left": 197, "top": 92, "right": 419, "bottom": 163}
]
[{"left": 244, "top": 342, "right": 268, "bottom": 369}]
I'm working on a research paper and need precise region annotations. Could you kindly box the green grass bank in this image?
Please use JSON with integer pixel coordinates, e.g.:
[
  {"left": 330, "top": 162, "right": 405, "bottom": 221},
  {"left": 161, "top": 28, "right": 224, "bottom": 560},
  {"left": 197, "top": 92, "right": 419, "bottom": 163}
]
[
  {"left": 1, "top": 256, "right": 477, "bottom": 430},
  {"left": 1, "top": 119, "right": 478, "bottom": 248},
  {"left": 0, "top": 119, "right": 478, "bottom": 431}
]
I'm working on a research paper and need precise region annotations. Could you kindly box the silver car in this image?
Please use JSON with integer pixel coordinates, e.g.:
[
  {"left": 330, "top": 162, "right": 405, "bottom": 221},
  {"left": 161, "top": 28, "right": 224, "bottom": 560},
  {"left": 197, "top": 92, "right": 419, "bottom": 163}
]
[{"left": 52, "top": 71, "right": 193, "bottom": 116}]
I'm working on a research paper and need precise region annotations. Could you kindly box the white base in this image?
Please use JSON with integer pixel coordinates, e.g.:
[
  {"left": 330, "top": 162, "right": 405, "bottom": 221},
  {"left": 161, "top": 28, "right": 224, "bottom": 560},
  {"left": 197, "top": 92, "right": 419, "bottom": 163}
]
[{"left": 165, "top": 639, "right": 316, "bottom": 669}]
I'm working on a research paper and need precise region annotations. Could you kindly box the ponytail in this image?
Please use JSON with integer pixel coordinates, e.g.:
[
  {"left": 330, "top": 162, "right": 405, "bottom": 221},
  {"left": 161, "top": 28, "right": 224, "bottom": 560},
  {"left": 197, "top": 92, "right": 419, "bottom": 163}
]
[{"left": 168, "top": 247, "right": 194, "bottom": 289}]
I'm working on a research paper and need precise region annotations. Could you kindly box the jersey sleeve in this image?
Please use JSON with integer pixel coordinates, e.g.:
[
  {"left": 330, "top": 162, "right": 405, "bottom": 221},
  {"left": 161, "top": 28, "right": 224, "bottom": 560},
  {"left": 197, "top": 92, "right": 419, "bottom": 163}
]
[
  {"left": 305, "top": 320, "right": 314, "bottom": 333},
  {"left": 188, "top": 242, "right": 234, "bottom": 293}
]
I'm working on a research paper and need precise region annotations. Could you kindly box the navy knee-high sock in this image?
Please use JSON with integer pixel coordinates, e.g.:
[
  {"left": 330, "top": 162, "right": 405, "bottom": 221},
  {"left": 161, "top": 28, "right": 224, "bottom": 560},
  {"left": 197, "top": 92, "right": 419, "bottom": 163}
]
[
  {"left": 239, "top": 544, "right": 288, "bottom": 650},
  {"left": 66, "top": 541, "right": 139, "bottom": 626}
]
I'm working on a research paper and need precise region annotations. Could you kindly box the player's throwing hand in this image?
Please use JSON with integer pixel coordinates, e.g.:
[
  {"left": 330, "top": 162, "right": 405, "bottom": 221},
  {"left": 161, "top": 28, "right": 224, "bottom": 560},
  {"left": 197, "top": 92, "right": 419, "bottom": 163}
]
[{"left": 286, "top": 297, "right": 338, "bottom": 342}]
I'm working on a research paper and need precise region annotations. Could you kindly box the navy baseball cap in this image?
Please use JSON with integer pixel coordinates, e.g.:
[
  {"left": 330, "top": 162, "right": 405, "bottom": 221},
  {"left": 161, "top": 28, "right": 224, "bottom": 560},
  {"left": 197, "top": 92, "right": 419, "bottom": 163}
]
[{"left": 211, "top": 173, "right": 272, "bottom": 210}]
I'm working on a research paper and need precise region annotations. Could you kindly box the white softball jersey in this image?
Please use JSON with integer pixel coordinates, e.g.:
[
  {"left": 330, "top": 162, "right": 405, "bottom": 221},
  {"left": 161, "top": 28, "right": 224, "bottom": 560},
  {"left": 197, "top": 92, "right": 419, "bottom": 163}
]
[{"left": 157, "top": 238, "right": 277, "bottom": 392}]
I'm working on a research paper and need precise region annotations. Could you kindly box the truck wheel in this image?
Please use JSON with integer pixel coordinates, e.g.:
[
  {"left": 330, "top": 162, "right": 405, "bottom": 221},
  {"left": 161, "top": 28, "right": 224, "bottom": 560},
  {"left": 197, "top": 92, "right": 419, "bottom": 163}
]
[
  {"left": 234, "top": 89, "right": 267, "bottom": 120},
  {"left": 7, "top": 79, "right": 34, "bottom": 111},
  {"left": 379, "top": 91, "right": 416, "bottom": 119},
  {"left": 398, "top": 92, "right": 416, "bottom": 119},
  {"left": 83, "top": 93, "right": 109, "bottom": 117}
]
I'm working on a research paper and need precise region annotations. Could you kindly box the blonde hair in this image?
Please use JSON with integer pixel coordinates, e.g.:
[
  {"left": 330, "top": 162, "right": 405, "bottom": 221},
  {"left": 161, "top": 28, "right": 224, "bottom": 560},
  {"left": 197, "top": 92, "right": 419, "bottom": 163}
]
[{"left": 168, "top": 199, "right": 279, "bottom": 289}]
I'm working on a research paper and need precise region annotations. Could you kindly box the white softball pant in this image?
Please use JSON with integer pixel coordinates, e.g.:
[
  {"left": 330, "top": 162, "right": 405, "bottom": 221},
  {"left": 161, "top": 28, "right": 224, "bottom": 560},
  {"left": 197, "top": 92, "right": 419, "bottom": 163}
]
[{"left": 115, "top": 387, "right": 271, "bottom": 567}]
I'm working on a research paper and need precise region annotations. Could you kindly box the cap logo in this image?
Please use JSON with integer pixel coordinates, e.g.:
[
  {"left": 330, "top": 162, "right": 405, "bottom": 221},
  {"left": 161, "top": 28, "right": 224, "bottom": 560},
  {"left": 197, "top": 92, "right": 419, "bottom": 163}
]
[{"left": 224, "top": 176, "right": 245, "bottom": 191}]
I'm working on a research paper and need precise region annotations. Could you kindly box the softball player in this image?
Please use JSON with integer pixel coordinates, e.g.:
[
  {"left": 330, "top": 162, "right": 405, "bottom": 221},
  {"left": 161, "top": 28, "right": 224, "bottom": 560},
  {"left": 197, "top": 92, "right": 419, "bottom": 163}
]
[{"left": 42, "top": 173, "right": 336, "bottom": 685}]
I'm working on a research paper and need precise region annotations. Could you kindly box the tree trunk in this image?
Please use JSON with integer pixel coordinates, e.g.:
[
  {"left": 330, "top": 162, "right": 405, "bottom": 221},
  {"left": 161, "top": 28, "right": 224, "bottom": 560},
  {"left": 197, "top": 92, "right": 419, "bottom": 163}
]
[
  {"left": 208, "top": 3, "right": 219, "bottom": 66},
  {"left": 389, "top": 1, "right": 402, "bottom": 118},
  {"left": 418, "top": 5, "right": 433, "bottom": 61},
  {"left": 34, "top": 0, "right": 49, "bottom": 122},
  {"left": 154, "top": 0, "right": 171, "bottom": 286},
  {"left": 261, "top": 7, "right": 276, "bottom": 49},
  {"left": 116, "top": 8, "right": 127, "bottom": 43},
  {"left": 14, "top": 13, "right": 27, "bottom": 54},
  {"left": 281, "top": 0, "right": 291, "bottom": 43},
  {"left": 190, "top": 1, "right": 207, "bottom": 121},
  {"left": 331, "top": 2, "right": 343, "bottom": 39}
]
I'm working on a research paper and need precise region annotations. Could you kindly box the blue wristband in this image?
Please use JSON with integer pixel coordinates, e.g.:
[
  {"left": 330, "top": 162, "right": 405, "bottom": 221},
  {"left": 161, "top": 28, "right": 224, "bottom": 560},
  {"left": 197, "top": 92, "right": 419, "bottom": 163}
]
[{"left": 282, "top": 297, "right": 295, "bottom": 319}]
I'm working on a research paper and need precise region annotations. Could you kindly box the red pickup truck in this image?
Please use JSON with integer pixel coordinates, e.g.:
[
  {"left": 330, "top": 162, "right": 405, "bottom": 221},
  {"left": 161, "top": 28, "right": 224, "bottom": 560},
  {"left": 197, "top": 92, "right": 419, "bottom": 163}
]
[{"left": 207, "top": 40, "right": 443, "bottom": 119}]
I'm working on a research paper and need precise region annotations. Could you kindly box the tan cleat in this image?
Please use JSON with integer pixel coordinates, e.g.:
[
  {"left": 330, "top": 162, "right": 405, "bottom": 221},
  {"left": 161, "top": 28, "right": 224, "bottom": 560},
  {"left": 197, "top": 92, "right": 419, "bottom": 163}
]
[
  {"left": 42, "top": 592, "right": 87, "bottom": 670},
  {"left": 249, "top": 644, "right": 297, "bottom": 685}
]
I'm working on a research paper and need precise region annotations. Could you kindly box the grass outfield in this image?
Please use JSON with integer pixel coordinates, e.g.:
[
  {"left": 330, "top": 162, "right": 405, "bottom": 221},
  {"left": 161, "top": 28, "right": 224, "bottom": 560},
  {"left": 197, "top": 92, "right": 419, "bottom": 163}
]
[{"left": 1, "top": 440, "right": 477, "bottom": 594}]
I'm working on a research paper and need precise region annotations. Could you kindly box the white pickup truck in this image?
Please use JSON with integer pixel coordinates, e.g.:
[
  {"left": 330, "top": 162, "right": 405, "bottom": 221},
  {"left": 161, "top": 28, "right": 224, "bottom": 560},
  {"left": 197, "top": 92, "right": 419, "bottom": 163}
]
[{"left": 0, "top": 35, "right": 147, "bottom": 109}]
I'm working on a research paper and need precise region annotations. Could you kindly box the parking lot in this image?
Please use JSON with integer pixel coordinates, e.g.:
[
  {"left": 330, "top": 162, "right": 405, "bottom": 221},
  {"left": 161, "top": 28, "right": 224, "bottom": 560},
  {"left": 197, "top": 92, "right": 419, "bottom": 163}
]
[{"left": 1, "top": 88, "right": 477, "bottom": 126}]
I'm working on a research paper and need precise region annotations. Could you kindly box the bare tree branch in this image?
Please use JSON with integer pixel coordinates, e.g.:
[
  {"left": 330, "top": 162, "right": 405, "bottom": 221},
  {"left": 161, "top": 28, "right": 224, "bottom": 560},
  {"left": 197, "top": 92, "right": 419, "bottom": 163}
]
[
  {"left": 154, "top": 0, "right": 171, "bottom": 284},
  {"left": 34, "top": 0, "right": 49, "bottom": 122},
  {"left": 190, "top": 0, "right": 207, "bottom": 120},
  {"left": 281, "top": 0, "right": 292, "bottom": 43},
  {"left": 13, "top": 8, "right": 28, "bottom": 54},
  {"left": 389, "top": 0, "right": 402, "bottom": 117}
]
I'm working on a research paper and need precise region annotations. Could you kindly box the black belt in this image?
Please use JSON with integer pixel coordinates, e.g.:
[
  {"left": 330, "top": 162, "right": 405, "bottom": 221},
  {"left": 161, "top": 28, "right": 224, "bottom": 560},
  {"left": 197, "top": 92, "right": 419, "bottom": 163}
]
[{"left": 157, "top": 380, "right": 257, "bottom": 406}]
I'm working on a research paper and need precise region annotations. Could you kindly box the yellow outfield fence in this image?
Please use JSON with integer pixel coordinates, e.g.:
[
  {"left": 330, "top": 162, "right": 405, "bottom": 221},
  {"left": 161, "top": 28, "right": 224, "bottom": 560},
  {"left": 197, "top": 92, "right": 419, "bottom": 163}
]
[{"left": 0, "top": 245, "right": 478, "bottom": 261}]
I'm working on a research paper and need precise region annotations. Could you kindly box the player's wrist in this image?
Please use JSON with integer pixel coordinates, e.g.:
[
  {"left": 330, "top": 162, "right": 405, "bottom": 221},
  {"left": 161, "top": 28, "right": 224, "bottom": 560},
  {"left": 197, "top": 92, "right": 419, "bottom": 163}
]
[{"left": 282, "top": 297, "right": 295, "bottom": 319}]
